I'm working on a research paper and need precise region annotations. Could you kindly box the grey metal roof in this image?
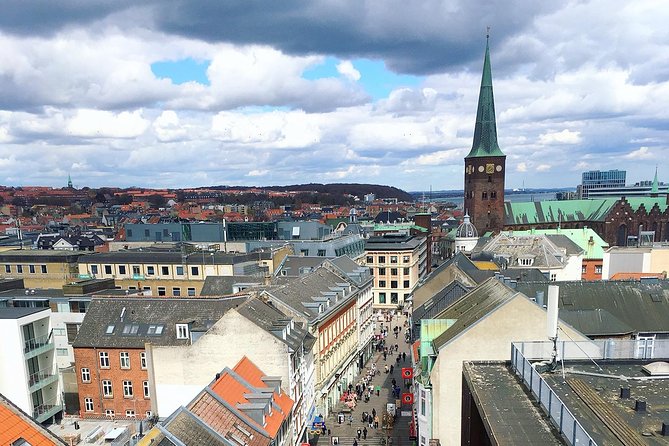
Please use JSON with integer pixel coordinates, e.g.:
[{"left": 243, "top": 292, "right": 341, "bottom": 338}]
[
  {"left": 364, "top": 235, "right": 424, "bottom": 251},
  {"left": 432, "top": 278, "right": 519, "bottom": 349},
  {"left": 559, "top": 309, "right": 634, "bottom": 337},
  {"left": 78, "top": 250, "right": 263, "bottom": 265},
  {"left": 263, "top": 267, "right": 358, "bottom": 324},
  {"left": 515, "top": 280, "right": 669, "bottom": 334},
  {"left": 236, "top": 298, "right": 312, "bottom": 352},
  {"left": 473, "top": 233, "right": 579, "bottom": 269},
  {"left": 73, "top": 296, "right": 248, "bottom": 348},
  {"left": 412, "top": 280, "right": 470, "bottom": 340},
  {"left": 275, "top": 256, "right": 327, "bottom": 278},
  {"left": 0, "top": 307, "right": 48, "bottom": 319},
  {"left": 200, "top": 276, "right": 264, "bottom": 296},
  {"left": 462, "top": 362, "right": 563, "bottom": 445}
]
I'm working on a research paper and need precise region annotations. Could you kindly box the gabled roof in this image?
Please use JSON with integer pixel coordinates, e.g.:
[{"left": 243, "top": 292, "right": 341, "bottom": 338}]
[
  {"left": 504, "top": 199, "right": 618, "bottom": 225},
  {"left": 0, "top": 393, "right": 67, "bottom": 445},
  {"left": 514, "top": 280, "right": 669, "bottom": 334},
  {"left": 200, "top": 276, "right": 263, "bottom": 296},
  {"left": 501, "top": 228, "right": 608, "bottom": 260},
  {"left": 473, "top": 233, "right": 580, "bottom": 269},
  {"left": 432, "top": 278, "right": 520, "bottom": 349},
  {"left": 73, "top": 296, "right": 248, "bottom": 348},
  {"left": 412, "top": 280, "right": 470, "bottom": 329},
  {"left": 558, "top": 309, "right": 634, "bottom": 337},
  {"left": 274, "top": 255, "right": 327, "bottom": 278}
]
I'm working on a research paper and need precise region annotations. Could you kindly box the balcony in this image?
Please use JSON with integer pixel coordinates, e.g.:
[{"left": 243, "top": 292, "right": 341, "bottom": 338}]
[
  {"left": 131, "top": 274, "right": 145, "bottom": 280},
  {"left": 24, "top": 333, "right": 54, "bottom": 359},
  {"left": 28, "top": 367, "right": 59, "bottom": 393},
  {"left": 33, "top": 397, "right": 62, "bottom": 423}
]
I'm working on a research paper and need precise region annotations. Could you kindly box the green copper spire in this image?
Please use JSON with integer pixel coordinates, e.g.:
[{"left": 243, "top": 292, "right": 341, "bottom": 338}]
[
  {"left": 67, "top": 174, "right": 73, "bottom": 189},
  {"left": 466, "top": 35, "right": 505, "bottom": 158},
  {"left": 651, "top": 166, "right": 659, "bottom": 194}
]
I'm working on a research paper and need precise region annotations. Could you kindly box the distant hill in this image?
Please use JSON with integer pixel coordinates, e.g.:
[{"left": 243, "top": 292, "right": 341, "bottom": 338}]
[{"left": 264, "top": 183, "right": 414, "bottom": 202}]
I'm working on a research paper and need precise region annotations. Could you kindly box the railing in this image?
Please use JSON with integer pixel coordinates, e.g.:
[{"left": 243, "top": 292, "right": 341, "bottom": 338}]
[
  {"left": 33, "top": 397, "right": 62, "bottom": 422},
  {"left": 131, "top": 274, "right": 145, "bottom": 280},
  {"left": 511, "top": 343, "right": 598, "bottom": 446},
  {"left": 28, "top": 366, "right": 56, "bottom": 388},
  {"left": 24, "top": 333, "right": 52, "bottom": 354},
  {"left": 514, "top": 339, "right": 669, "bottom": 361}
]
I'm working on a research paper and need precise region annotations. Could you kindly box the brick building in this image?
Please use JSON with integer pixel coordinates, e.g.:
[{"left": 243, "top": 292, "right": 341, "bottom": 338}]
[{"left": 72, "top": 296, "right": 246, "bottom": 419}]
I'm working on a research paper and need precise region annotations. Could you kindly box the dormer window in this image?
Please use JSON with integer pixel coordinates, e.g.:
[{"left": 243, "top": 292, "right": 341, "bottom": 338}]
[
  {"left": 518, "top": 258, "right": 534, "bottom": 266},
  {"left": 176, "top": 324, "right": 189, "bottom": 340}
]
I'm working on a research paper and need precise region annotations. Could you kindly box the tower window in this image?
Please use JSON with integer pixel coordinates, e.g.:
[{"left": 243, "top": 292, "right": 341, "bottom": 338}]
[
  {"left": 491, "top": 191, "right": 497, "bottom": 199},
  {"left": 488, "top": 175, "right": 492, "bottom": 183},
  {"left": 482, "top": 191, "right": 488, "bottom": 200}
]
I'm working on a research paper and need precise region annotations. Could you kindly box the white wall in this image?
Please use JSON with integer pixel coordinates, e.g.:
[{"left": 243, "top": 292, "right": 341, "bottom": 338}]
[
  {"left": 51, "top": 311, "right": 85, "bottom": 369},
  {"left": 430, "top": 296, "right": 590, "bottom": 445},
  {"left": 602, "top": 249, "right": 647, "bottom": 279},
  {"left": 150, "top": 310, "right": 290, "bottom": 418},
  {"left": 557, "top": 254, "right": 583, "bottom": 281}
]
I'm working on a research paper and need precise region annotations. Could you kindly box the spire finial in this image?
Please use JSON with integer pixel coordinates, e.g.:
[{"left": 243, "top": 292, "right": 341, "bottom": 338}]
[{"left": 486, "top": 26, "right": 490, "bottom": 40}]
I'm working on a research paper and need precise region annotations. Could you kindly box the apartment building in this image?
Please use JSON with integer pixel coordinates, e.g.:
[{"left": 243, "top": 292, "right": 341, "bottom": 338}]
[
  {"left": 0, "top": 250, "right": 87, "bottom": 288},
  {"left": 73, "top": 296, "right": 246, "bottom": 419},
  {"left": 364, "top": 234, "right": 427, "bottom": 309},
  {"left": 0, "top": 307, "right": 62, "bottom": 424}
]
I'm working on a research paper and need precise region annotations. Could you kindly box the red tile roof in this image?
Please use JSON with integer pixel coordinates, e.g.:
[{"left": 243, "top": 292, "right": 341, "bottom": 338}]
[{"left": 0, "top": 394, "right": 66, "bottom": 445}]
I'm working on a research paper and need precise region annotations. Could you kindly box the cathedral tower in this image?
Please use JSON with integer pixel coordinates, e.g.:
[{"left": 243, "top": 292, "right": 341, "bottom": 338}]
[{"left": 463, "top": 35, "right": 506, "bottom": 233}]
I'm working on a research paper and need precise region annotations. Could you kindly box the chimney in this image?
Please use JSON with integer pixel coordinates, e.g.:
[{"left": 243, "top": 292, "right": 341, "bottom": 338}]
[
  {"left": 619, "top": 387, "right": 630, "bottom": 399},
  {"left": 634, "top": 399, "right": 646, "bottom": 412},
  {"left": 661, "top": 422, "right": 669, "bottom": 436},
  {"left": 535, "top": 291, "right": 545, "bottom": 307}
]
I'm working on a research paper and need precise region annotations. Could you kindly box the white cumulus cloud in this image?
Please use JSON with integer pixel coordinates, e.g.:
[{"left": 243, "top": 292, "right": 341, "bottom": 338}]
[{"left": 336, "top": 60, "right": 361, "bottom": 81}]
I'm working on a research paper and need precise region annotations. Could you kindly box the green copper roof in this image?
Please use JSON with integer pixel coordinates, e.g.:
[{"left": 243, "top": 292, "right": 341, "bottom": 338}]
[
  {"left": 651, "top": 167, "right": 659, "bottom": 194},
  {"left": 505, "top": 197, "right": 669, "bottom": 226},
  {"left": 466, "top": 37, "right": 505, "bottom": 158}
]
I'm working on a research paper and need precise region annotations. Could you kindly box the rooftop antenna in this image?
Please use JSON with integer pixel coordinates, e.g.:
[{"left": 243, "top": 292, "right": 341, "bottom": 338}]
[{"left": 547, "top": 285, "right": 559, "bottom": 370}]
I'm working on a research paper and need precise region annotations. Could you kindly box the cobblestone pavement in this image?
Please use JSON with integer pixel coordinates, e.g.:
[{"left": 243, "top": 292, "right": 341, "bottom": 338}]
[{"left": 315, "top": 313, "right": 415, "bottom": 446}]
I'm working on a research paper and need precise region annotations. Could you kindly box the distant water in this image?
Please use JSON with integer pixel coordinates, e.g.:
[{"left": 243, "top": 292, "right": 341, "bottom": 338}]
[{"left": 433, "top": 191, "right": 560, "bottom": 207}]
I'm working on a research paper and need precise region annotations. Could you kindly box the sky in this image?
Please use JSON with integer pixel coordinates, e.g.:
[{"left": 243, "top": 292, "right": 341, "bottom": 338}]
[{"left": 0, "top": 1, "right": 668, "bottom": 192}]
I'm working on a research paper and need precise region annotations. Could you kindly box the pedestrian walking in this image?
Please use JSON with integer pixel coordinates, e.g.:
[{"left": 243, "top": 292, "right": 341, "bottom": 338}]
[
  {"left": 372, "top": 408, "right": 376, "bottom": 418},
  {"left": 383, "top": 351, "right": 387, "bottom": 360},
  {"left": 348, "top": 415, "right": 353, "bottom": 426},
  {"left": 392, "top": 378, "right": 396, "bottom": 387},
  {"left": 403, "top": 352, "right": 407, "bottom": 362},
  {"left": 389, "top": 364, "right": 394, "bottom": 374},
  {"left": 328, "top": 429, "right": 331, "bottom": 436},
  {"left": 353, "top": 440, "right": 358, "bottom": 446},
  {"left": 363, "top": 427, "right": 368, "bottom": 439},
  {"left": 384, "top": 364, "right": 389, "bottom": 374},
  {"left": 357, "top": 429, "right": 361, "bottom": 439},
  {"left": 374, "top": 415, "right": 379, "bottom": 429},
  {"left": 395, "top": 343, "right": 398, "bottom": 351}
]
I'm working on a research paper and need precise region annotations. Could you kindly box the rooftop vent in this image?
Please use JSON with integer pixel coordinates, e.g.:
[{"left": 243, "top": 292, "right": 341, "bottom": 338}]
[
  {"left": 634, "top": 399, "right": 646, "bottom": 412},
  {"left": 620, "top": 387, "right": 630, "bottom": 399}
]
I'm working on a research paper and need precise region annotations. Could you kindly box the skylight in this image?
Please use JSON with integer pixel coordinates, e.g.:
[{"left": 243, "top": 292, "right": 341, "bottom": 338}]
[{"left": 106, "top": 325, "right": 115, "bottom": 334}]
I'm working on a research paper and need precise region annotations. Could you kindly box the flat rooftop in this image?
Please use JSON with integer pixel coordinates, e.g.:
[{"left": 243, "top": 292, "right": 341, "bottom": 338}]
[
  {"left": 463, "top": 361, "right": 564, "bottom": 445},
  {"left": 543, "top": 360, "right": 669, "bottom": 445}
]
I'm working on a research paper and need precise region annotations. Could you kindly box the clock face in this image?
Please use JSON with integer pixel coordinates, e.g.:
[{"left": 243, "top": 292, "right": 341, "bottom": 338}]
[
  {"left": 496, "top": 165, "right": 502, "bottom": 172},
  {"left": 485, "top": 163, "right": 494, "bottom": 174},
  {"left": 478, "top": 165, "right": 484, "bottom": 173}
]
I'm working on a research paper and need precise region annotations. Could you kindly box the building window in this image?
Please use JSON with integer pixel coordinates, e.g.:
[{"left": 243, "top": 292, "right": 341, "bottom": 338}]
[
  {"left": 482, "top": 191, "right": 488, "bottom": 199},
  {"left": 105, "top": 409, "right": 115, "bottom": 417},
  {"left": 145, "top": 411, "right": 152, "bottom": 418},
  {"left": 90, "top": 265, "right": 97, "bottom": 275},
  {"left": 378, "top": 256, "right": 386, "bottom": 264},
  {"left": 84, "top": 397, "right": 93, "bottom": 412},
  {"left": 491, "top": 191, "right": 497, "bottom": 199},
  {"left": 161, "top": 266, "right": 169, "bottom": 275},
  {"left": 595, "top": 265, "right": 602, "bottom": 274},
  {"left": 420, "top": 390, "right": 426, "bottom": 415},
  {"left": 191, "top": 266, "right": 199, "bottom": 276},
  {"left": 40, "top": 265, "right": 47, "bottom": 274},
  {"left": 140, "top": 352, "right": 147, "bottom": 369},
  {"left": 53, "top": 328, "right": 65, "bottom": 336},
  {"left": 366, "top": 256, "right": 373, "bottom": 263},
  {"left": 29, "top": 265, "right": 35, "bottom": 274},
  {"left": 104, "top": 265, "right": 112, "bottom": 274},
  {"left": 403, "top": 267, "right": 410, "bottom": 275},
  {"left": 56, "top": 348, "right": 68, "bottom": 356},
  {"left": 120, "top": 352, "right": 130, "bottom": 369},
  {"left": 147, "top": 266, "right": 155, "bottom": 275},
  {"left": 378, "top": 267, "right": 386, "bottom": 275},
  {"left": 378, "top": 293, "right": 386, "bottom": 304},
  {"left": 518, "top": 258, "right": 533, "bottom": 266},
  {"left": 379, "top": 280, "right": 386, "bottom": 288},
  {"left": 172, "top": 287, "right": 181, "bottom": 296},
  {"left": 176, "top": 266, "right": 184, "bottom": 275},
  {"left": 143, "top": 381, "right": 150, "bottom": 398},
  {"left": 157, "top": 287, "right": 166, "bottom": 296},
  {"left": 187, "top": 287, "right": 196, "bottom": 296},
  {"left": 317, "top": 249, "right": 326, "bottom": 256},
  {"left": 102, "top": 380, "right": 112, "bottom": 397},
  {"left": 81, "top": 368, "right": 91, "bottom": 383},
  {"left": 391, "top": 293, "right": 398, "bottom": 304},
  {"left": 123, "top": 380, "right": 133, "bottom": 398},
  {"left": 16, "top": 265, "right": 23, "bottom": 273},
  {"left": 550, "top": 273, "right": 557, "bottom": 281},
  {"left": 403, "top": 255, "right": 410, "bottom": 263},
  {"left": 99, "top": 351, "right": 110, "bottom": 368},
  {"left": 391, "top": 281, "right": 398, "bottom": 289},
  {"left": 403, "top": 280, "right": 410, "bottom": 288},
  {"left": 132, "top": 265, "right": 140, "bottom": 275},
  {"left": 4, "top": 265, "right": 10, "bottom": 273},
  {"left": 176, "top": 324, "right": 189, "bottom": 339},
  {"left": 391, "top": 268, "right": 397, "bottom": 276},
  {"left": 126, "top": 410, "right": 135, "bottom": 418},
  {"left": 582, "top": 266, "right": 587, "bottom": 274},
  {"left": 390, "top": 256, "right": 398, "bottom": 264},
  {"left": 118, "top": 265, "right": 126, "bottom": 275}
]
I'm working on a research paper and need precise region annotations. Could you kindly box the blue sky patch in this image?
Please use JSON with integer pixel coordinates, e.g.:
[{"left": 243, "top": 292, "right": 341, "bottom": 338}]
[
  {"left": 151, "top": 58, "right": 211, "bottom": 85},
  {"left": 303, "top": 57, "right": 423, "bottom": 100}
]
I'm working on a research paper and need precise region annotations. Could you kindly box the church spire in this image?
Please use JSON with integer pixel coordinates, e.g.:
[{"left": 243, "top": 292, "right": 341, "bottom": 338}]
[
  {"left": 67, "top": 173, "right": 73, "bottom": 189},
  {"left": 466, "top": 32, "right": 504, "bottom": 158},
  {"left": 651, "top": 165, "right": 659, "bottom": 195}
]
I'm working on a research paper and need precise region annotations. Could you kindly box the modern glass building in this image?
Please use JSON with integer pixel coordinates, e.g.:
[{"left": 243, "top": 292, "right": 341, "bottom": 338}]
[{"left": 579, "top": 169, "right": 626, "bottom": 198}]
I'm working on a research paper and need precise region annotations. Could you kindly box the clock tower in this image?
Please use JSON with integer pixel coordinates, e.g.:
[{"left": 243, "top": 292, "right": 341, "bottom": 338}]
[{"left": 463, "top": 35, "right": 506, "bottom": 233}]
